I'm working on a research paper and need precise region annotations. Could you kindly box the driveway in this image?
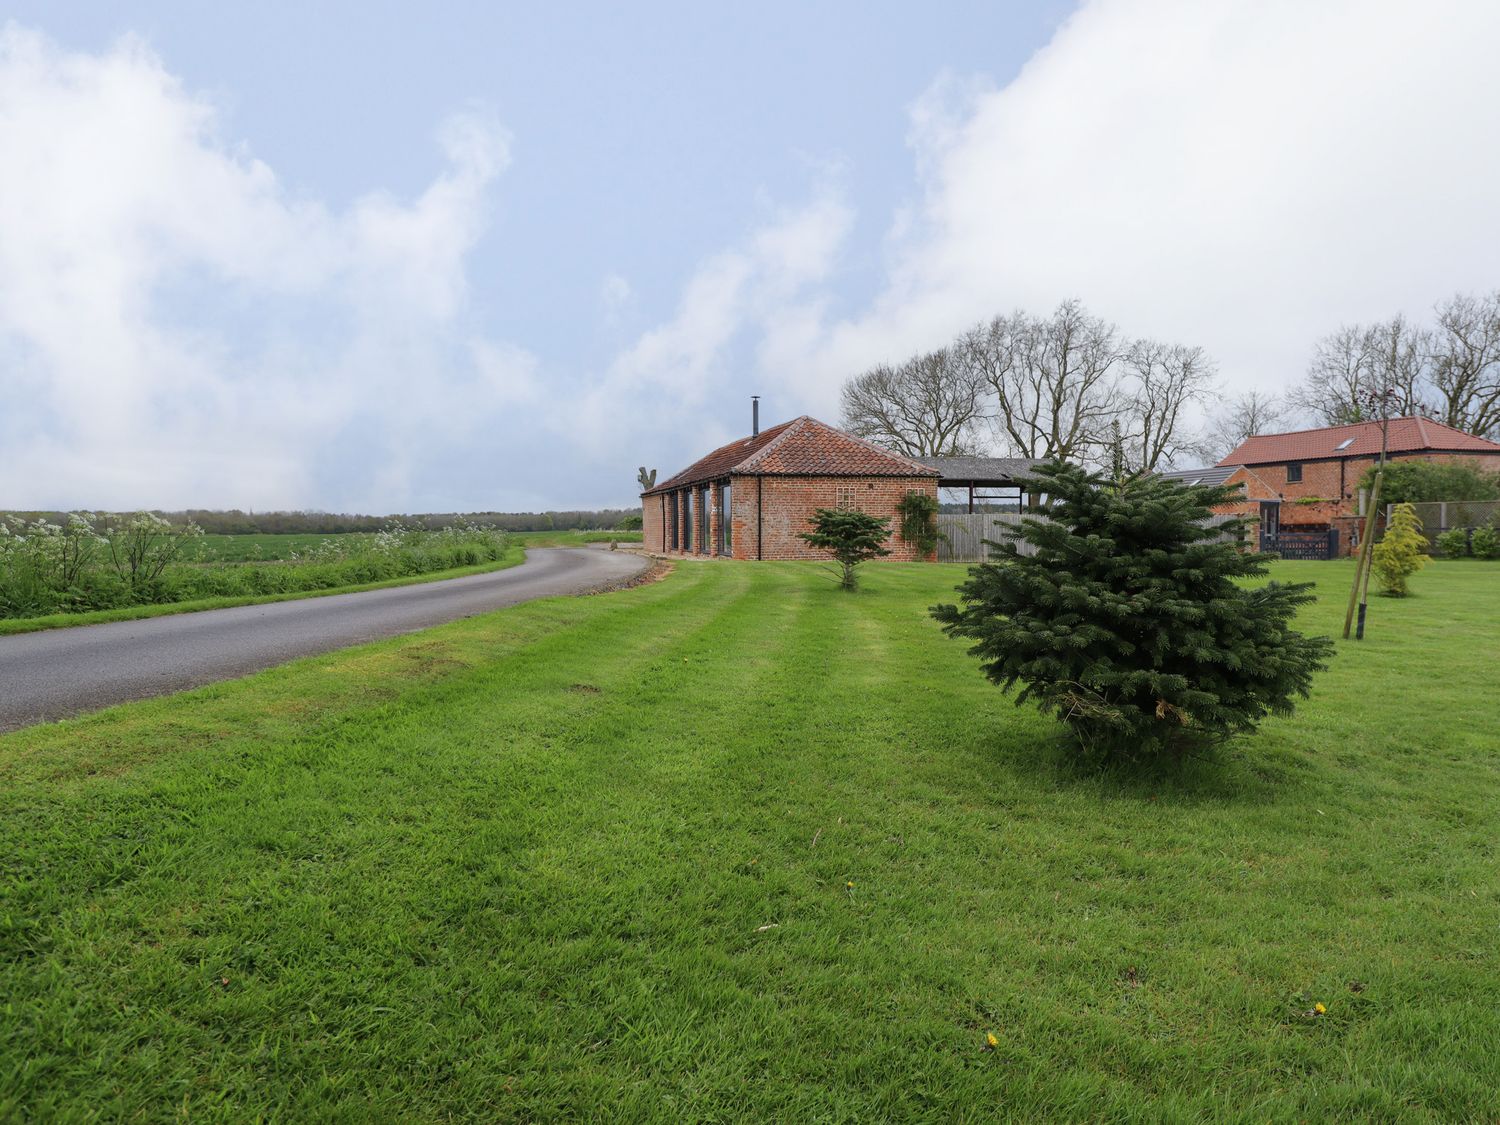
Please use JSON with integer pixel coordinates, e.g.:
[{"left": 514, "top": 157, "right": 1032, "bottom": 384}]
[{"left": 0, "top": 547, "right": 649, "bottom": 733}]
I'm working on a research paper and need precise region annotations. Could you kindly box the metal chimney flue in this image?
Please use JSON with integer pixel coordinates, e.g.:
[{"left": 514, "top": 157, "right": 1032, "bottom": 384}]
[{"left": 752, "top": 395, "right": 760, "bottom": 437}]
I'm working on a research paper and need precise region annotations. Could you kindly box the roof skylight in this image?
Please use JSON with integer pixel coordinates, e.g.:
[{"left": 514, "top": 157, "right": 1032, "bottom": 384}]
[{"left": 1334, "top": 437, "right": 1355, "bottom": 450}]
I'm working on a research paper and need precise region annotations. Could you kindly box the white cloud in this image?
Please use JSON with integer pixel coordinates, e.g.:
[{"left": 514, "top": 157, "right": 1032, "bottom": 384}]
[
  {"left": 600, "top": 273, "right": 633, "bottom": 323},
  {"left": 841, "top": 0, "right": 1500, "bottom": 397},
  {"left": 0, "top": 24, "right": 529, "bottom": 511},
  {"left": 577, "top": 188, "right": 853, "bottom": 456},
  {"left": 616, "top": 0, "right": 1500, "bottom": 450},
  {"left": 9, "top": 4, "right": 1500, "bottom": 512}
]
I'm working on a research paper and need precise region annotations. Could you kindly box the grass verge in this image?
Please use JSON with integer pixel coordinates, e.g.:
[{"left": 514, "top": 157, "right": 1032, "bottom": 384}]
[
  {"left": 0, "top": 544, "right": 526, "bottom": 637},
  {"left": 1, "top": 560, "right": 1497, "bottom": 1119}
]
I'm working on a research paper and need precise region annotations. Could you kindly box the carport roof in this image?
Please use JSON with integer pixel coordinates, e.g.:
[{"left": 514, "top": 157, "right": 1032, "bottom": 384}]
[{"left": 912, "top": 455, "right": 1045, "bottom": 485}]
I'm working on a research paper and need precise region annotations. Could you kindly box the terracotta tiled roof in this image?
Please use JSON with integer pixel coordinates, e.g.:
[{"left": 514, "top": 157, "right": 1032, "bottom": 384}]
[
  {"left": 1218, "top": 416, "right": 1500, "bottom": 466},
  {"left": 643, "top": 416, "right": 939, "bottom": 495},
  {"left": 644, "top": 419, "right": 798, "bottom": 495}
]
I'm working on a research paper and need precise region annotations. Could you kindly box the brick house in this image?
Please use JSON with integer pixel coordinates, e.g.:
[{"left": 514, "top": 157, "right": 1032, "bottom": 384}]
[
  {"left": 1167, "top": 416, "right": 1500, "bottom": 551},
  {"left": 640, "top": 416, "right": 940, "bottom": 560}
]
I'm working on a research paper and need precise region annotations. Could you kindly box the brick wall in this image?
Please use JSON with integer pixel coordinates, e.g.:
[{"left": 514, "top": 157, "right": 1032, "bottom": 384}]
[
  {"left": 1239, "top": 452, "right": 1500, "bottom": 517},
  {"left": 1209, "top": 453, "right": 1500, "bottom": 532},
  {"left": 728, "top": 474, "right": 937, "bottom": 560},
  {"left": 641, "top": 491, "right": 667, "bottom": 553}
]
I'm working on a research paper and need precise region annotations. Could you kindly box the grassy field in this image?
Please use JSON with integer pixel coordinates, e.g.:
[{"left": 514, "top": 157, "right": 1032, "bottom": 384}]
[
  {"left": 513, "top": 529, "right": 644, "bottom": 547},
  {"left": 184, "top": 531, "right": 642, "bottom": 560},
  {"left": 2, "top": 559, "right": 1496, "bottom": 1120},
  {"left": 185, "top": 533, "right": 349, "bottom": 561}
]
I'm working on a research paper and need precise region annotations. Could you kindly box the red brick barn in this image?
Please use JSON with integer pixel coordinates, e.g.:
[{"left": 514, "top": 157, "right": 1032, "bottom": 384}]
[{"left": 640, "top": 416, "right": 940, "bottom": 560}]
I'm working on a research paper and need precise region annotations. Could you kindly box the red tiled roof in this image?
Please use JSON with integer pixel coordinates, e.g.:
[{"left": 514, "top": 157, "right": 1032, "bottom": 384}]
[
  {"left": 1218, "top": 416, "right": 1500, "bottom": 466},
  {"left": 643, "top": 416, "right": 939, "bottom": 495}
]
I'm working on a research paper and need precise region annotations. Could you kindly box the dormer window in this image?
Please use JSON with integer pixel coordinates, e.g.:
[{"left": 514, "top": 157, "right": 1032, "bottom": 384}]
[{"left": 1286, "top": 463, "right": 1303, "bottom": 483}]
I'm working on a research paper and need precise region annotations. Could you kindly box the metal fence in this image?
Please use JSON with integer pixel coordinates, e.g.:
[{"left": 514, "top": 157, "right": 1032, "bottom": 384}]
[
  {"left": 1405, "top": 500, "right": 1500, "bottom": 536},
  {"left": 1260, "top": 528, "right": 1340, "bottom": 560},
  {"left": 936, "top": 512, "right": 1243, "bottom": 562}
]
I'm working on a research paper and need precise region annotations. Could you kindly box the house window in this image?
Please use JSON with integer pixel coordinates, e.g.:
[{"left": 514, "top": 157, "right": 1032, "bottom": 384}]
[
  {"left": 835, "top": 485, "right": 857, "bottom": 510},
  {"left": 1286, "top": 463, "right": 1303, "bottom": 483}
]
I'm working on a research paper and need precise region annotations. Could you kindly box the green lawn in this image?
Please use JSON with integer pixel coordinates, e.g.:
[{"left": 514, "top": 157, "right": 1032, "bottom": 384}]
[{"left": 2, "top": 560, "right": 1496, "bottom": 1120}]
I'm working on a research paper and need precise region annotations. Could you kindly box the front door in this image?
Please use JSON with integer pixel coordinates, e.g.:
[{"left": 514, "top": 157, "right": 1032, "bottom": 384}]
[{"left": 1259, "top": 501, "right": 1280, "bottom": 547}]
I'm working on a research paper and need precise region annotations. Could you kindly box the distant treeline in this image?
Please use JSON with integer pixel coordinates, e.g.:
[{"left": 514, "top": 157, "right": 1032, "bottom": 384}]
[{"left": 1, "top": 509, "right": 644, "bottom": 535}]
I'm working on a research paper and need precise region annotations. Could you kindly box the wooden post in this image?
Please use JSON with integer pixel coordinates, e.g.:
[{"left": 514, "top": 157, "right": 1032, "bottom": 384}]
[
  {"left": 1344, "top": 415, "right": 1390, "bottom": 640},
  {"left": 1343, "top": 469, "right": 1380, "bottom": 638}
]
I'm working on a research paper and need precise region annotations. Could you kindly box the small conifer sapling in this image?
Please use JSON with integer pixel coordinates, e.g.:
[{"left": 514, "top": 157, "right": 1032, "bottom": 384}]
[
  {"left": 800, "top": 508, "right": 891, "bottom": 590},
  {"left": 1371, "top": 503, "right": 1429, "bottom": 596}
]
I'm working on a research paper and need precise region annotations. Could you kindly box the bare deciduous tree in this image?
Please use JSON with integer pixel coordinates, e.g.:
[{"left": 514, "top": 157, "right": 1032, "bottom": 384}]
[
  {"left": 1120, "top": 340, "right": 1217, "bottom": 471},
  {"left": 1294, "top": 325, "right": 1377, "bottom": 425},
  {"left": 1192, "top": 390, "right": 1293, "bottom": 463},
  {"left": 839, "top": 347, "right": 985, "bottom": 457},
  {"left": 1429, "top": 291, "right": 1500, "bottom": 439},
  {"left": 962, "top": 300, "right": 1125, "bottom": 461},
  {"left": 1295, "top": 317, "right": 1432, "bottom": 426},
  {"left": 1365, "top": 315, "right": 1431, "bottom": 417}
]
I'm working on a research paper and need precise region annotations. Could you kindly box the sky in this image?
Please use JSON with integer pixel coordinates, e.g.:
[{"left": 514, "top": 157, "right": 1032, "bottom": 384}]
[{"left": 2, "top": 0, "right": 1498, "bottom": 513}]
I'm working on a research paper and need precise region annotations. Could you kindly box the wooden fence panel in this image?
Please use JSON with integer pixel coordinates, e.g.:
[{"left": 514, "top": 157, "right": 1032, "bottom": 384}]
[
  {"left": 937, "top": 511, "right": 1244, "bottom": 563},
  {"left": 936, "top": 513, "right": 1039, "bottom": 562}
]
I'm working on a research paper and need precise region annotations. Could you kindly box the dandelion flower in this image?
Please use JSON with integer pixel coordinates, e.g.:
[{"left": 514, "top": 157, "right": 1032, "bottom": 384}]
[
  {"left": 986, "top": 1032, "right": 999, "bottom": 1049},
  {"left": 846, "top": 881, "right": 855, "bottom": 889},
  {"left": 1313, "top": 1002, "right": 1326, "bottom": 1015}
]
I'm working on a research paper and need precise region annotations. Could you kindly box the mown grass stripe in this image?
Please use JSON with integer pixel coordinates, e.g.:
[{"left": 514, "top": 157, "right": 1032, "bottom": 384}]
[{"left": 0, "top": 560, "right": 1497, "bottom": 1120}]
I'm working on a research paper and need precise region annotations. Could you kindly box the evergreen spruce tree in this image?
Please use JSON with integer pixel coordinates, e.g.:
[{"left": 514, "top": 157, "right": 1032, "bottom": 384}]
[
  {"left": 1371, "top": 503, "right": 1429, "bottom": 595},
  {"left": 801, "top": 508, "right": 891, "bottom": 589},
  {"left": 932, "top": 461, "right": 1333, "bottom": 758}
]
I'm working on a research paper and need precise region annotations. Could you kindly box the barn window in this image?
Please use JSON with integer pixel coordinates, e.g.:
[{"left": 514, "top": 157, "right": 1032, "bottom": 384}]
[
  {"left": 835, "top": 485, "right": 858, "bottom": 510},
  {"left": 719, "top": 482, "right": 732, "bottom": 554},
  {"left": 1286, "top": 463, "right": 1303, "bottom": 483}
]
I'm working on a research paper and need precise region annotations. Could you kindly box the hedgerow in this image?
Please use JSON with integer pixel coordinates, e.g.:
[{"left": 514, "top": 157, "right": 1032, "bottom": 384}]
[{"left": 0, "top": 516, "right": 509, "bottom": 620}]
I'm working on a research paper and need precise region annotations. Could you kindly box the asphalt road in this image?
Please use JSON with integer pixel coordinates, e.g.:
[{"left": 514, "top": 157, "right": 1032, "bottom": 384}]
[{"left": 0, "top": 547, "right": 648, "bottom": 733}]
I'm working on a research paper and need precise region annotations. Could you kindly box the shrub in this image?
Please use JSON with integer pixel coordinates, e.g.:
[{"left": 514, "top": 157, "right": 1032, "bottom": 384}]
[
  {"left": 932, "top": 460, "right": 1332, "bottom": 759},
  {"left": 800, "top": 508, "right": 891, "bottom": 590},
  {"left": 897, "top": 491, "right": 941, "bottom": 555},
  {"left": 0, "top": 520, "right": 511, "bottom": 620},
  {"left": 102, "top": 512, "right": 203, "bottom": 596},
  {"left": 1470, "top": 524, "right": 1500, "bottom": 560},
  {"left": 1360, "top": 459, "right": 1500, "bottom": 505},
  {"left": 1371, "top": 503, "right": 1429, "bottom": 596},
  {"left": 1435, "top": 527, "right": 1470, "bottom": 558}
]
